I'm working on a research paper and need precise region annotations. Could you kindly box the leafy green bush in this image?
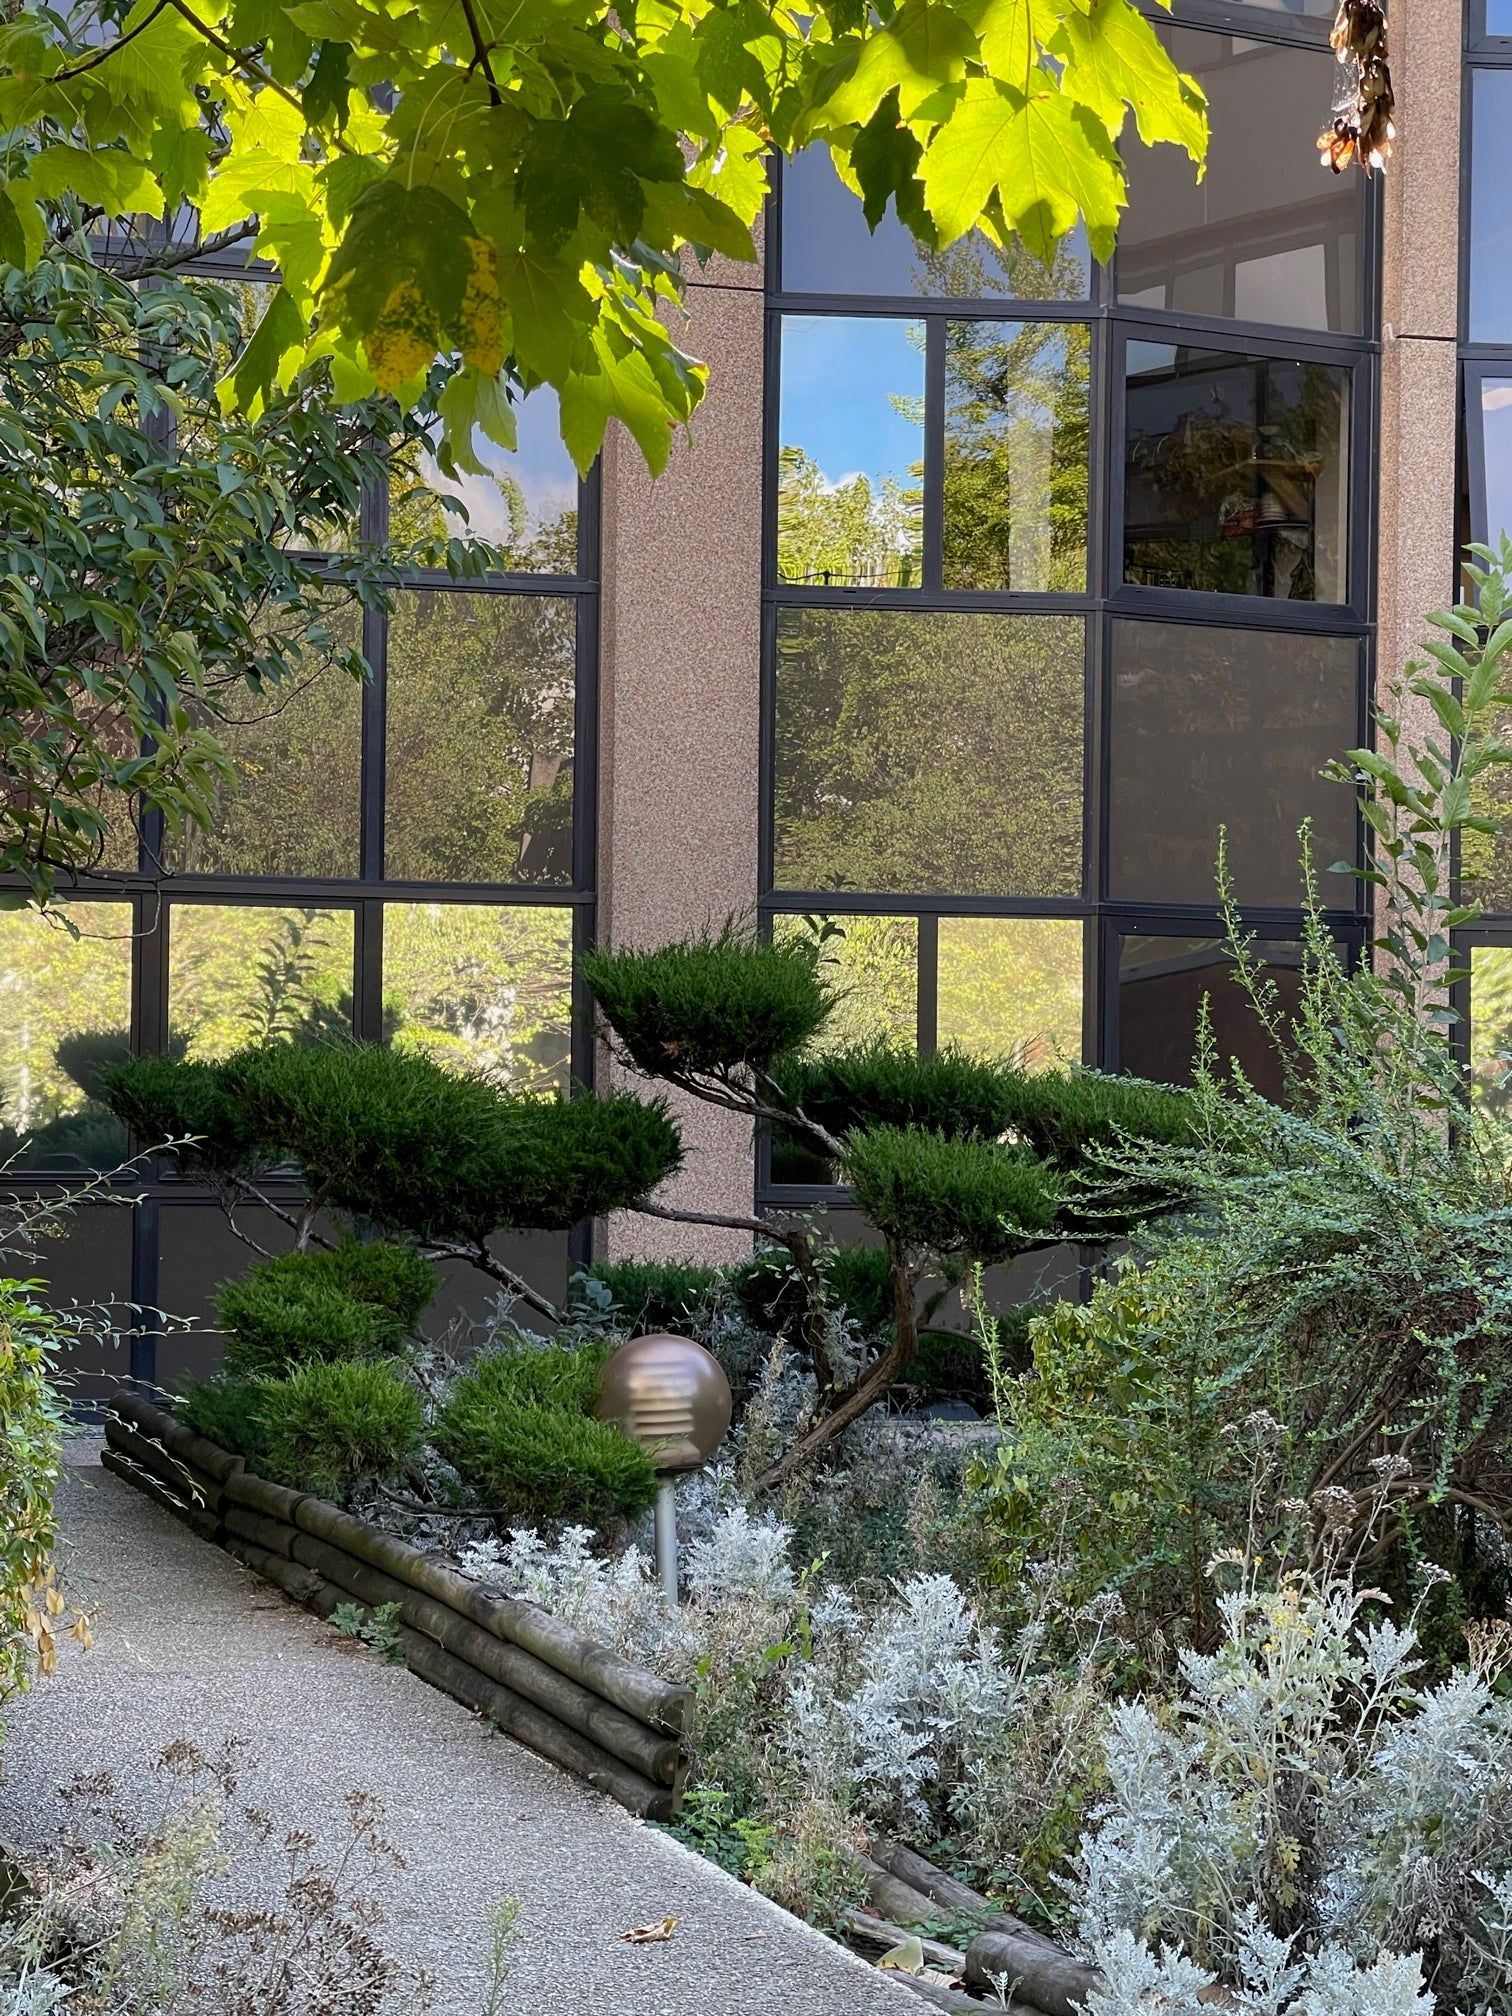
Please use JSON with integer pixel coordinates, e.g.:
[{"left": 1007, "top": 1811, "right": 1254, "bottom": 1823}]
[
  {"left": 772, "top": 1041, "right": 1020, "bottom": 1143},
  {"left": 731, "top": 1243, "right": 894, "bottom": 1338},
  {"left": 435, "top": 1345, "right": 658, "bottom": 1523},
  {"left": 100, "top": 1053, "right": 263, "bottom": 1179},
  {"left": 583, "top": 927, "right": 834, "bottom": 1077},
  {"left": 215, "top": 1240, "right": 436, "bottom": 1379},
  {"left": 898, "top": 1310, "right": 1035, "bottom": 1405},
  {"left": 261, "top": 1359, "right": 424, "bottom": 1500},
  {"left": 569, "top": 1258, "right": 725, "bottom": 1333},
  {"left": 845, "top": 1127, "right": 1058, "bottom": 1263},
  {"left": 179, "top": 1375, "right": 276, "bottom": 1472},
  {"left": 1, "top": 1279, "right": 73, "bottom": 1703}
]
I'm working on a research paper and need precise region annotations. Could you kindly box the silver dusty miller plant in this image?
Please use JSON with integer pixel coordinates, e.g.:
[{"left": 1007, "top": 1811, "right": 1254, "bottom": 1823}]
[{"left": 1071, "top": 1536, "right": 1512, "bottom": 2015}]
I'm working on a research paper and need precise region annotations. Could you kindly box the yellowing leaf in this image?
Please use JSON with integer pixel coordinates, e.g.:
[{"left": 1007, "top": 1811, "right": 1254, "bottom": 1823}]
[
  {"left": 458, "top": 235, "right": 504, "bottom": 379},
  {"left": 878, "top": 1934, "right": 926, "bottom": 1975},
  {"left": 619, "top": 1916, "right": 680, "bottom": 1944}
]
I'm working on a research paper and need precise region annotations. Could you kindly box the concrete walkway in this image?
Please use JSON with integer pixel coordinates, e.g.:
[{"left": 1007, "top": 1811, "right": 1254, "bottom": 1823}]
[{"left": 2, "top": 1463, "right": 915, "bottom": 2016}]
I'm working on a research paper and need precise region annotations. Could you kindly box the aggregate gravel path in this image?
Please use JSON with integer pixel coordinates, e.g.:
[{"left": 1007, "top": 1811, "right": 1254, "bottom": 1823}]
[{"left": 2, "top": 1461, "right": 914, "bottom": 2016}]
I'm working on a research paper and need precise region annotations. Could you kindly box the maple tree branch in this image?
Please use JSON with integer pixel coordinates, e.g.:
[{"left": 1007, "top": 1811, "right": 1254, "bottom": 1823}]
[
  {"left": 50, "top": 2, "right": 172, "bottom": 81},
  {"left": 458, "top": 0, "right": 504, "bottom": 106}
]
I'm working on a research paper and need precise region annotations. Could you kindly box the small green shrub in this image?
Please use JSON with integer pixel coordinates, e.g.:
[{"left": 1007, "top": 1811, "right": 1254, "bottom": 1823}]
[
  {"left": 583, "top": 927, "right": 834, "bottom": 1077},
  {"left": 179, "top": 1374, "right": 276, "bottom": 1470},
  {"left": 215, "top": 1241, "right": 436, "bottom": 1379},
  {"left": 435, "top": 1344, "right": 658, "bottom": 1523},
  {"left": 845, "top": 1127, "right": 1058, "bottom": 1263},
  {"left": 99, "top": 1052, "right": 262, "bottom": 1178},
  {"left": 261, "top": 1359, "right": 424, "bottom": 1500},
  {"left": 730, "top": 1243, "right": 894, "bottom": 1337},
  {"left": 569, "top": 1258, "right": 725, "bottom": 1333},
  {"left": 772, "top": 1040, "right": 1020, "bottom": 1143}
]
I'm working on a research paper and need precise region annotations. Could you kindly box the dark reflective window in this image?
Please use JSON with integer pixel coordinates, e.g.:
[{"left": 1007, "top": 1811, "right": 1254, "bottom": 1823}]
[
  {"left": 389, "top": 387, "right": 579, "bottom": 572},
  {"left": 1471, "top": 74, "right": 1512, "bottom": 342},
  {"left": 773, "top": 608, "right": 1084, "bottom": 898},
  {"left": 937, "top": 917, "right": 1083, "bottom": 1066},
  {"left": 1119, "top": 29, "right": 1362, "bottom": 333},
  {"left": 1116, "top": 935, "right": 1306, "bottom": 1100},
  {"left": 779, "top": 145, "right": 1089, "bottom": 302},
  {"left": 0, "top": 905, "right": 132, "bottom": 1169},
  {"left": 1107, "top": 620, "right": 1358, "bottom": 908},
  {"left": 384, "top": 591, "right": 577, "bottom": 886},
  {"left": 777, "top": 315, "right": 924, "bottom": 589},
  {"left": 383, "top": 902, "right": 573, "bottom": 1094},
  {"left": 1123, "top": 342, "right": 1350, "bottom": 602},
  {"left": 943, "top": 321, "right": 1090, "bottom": 592},
  {"left": 167, "top": 599, "right": 365, "bottom": 879},
  {"left": 30, "top": 1209, "right": 134, "bottom": 1410},
  {"left": 168, "top": 904, "right": 356, "bottom": 1057}
]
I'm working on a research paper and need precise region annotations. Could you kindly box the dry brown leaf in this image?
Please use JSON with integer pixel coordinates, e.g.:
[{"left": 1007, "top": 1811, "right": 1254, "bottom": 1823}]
[{"left": 619, "top": 1916, "right": 680, "bottom": 1945}]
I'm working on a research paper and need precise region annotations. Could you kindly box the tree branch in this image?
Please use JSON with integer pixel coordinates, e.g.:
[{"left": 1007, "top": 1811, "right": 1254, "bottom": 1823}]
[
  {"left": 458, "top": 0, "right": 504, "bottom": 104},
  {"left": 49, "top": 3, "right": 172, "bottom": 81}
]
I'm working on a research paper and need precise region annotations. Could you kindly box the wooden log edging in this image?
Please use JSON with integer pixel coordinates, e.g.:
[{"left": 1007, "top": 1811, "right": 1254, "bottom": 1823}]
[{"left": 104, "top": 1396, "right": 692, "bottom": 1822}]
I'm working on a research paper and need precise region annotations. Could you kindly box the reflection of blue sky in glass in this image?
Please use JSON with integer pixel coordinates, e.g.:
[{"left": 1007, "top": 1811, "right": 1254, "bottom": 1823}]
[
  {"left": 419, "top": 387, "right": 577, "bottom": 551},
  {"left": 779, "top": 315, "right": 924, "bottom": 490},
  {"left": 1494, "top": 0, "right": 1512, "bottom": 29},
  {"left": 1483, "top": 382, "right": 1512, "bottom": 547},
  {"left": 1471, "top": 74, "right": 1512, "bottom": 341}
]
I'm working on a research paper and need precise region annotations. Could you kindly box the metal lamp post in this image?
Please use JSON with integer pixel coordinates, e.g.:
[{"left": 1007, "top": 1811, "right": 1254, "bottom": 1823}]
[{"left": 595, "top": 1333, "right": 732, "bottom": 1604}]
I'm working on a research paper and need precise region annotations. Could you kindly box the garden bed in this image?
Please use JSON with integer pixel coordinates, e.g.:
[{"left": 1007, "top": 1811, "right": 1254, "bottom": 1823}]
[{"left": 102, "top": 1391, "right": 693, "bottom": 1822}]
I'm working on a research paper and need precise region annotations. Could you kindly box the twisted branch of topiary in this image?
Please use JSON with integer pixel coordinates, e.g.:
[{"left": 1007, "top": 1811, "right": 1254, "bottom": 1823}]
[{"left": 582, "top": 926, "right": 1197, "bottom": 1487}]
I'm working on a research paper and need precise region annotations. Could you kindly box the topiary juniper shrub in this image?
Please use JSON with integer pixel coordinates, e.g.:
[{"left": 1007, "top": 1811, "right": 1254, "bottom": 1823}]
[
  {"left": 435, "top": 1344, "right": 659, "bottom": 1525},
  {"left": 214, "top": 1241, "right": 436, "bottom": 1380}
]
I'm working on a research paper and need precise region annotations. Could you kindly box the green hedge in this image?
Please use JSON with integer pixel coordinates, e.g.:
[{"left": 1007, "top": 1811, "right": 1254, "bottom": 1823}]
[
  {"left": 569, "top": 1258, "right": 726, "bottom": 1334},
  {"left": 215, "top": 1241, "right": 437, "bottom": 1379}
]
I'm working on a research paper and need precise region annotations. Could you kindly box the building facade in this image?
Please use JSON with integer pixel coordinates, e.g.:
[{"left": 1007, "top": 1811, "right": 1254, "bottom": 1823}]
[{"left": 0, "top": 0, "right": 1496, "bottom": 1385}]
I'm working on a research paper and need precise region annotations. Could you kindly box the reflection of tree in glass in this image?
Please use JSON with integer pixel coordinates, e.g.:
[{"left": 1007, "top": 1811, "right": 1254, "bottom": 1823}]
[
  {"left": 387, "top": 420, "right": 580, "bottom": 575},
  {"left": 776, "top": 447, "right": 924, "bottom": 590},
  {"left": 937, "top": 918, "right": 1082, "bottom": 1068},
  {"left": 0, "top": 909, "right": 131, "bottom": 1168},
  {"left": 383, "top": 904, "right": 573, "bottom": 1095},
  {"left": 942, "top": 320, "right": 1090, "bottom": 592},
  {"left": 170, "top": 597, "right": 366, "bottom": 879},
  {"left": 774, "top": 608, "right": 1083, "bottom": 900},
  {"left": 171, "top": 907, "right": 355, "bottom": 1061},
  {"left": 1472, "top": 948, "right": 1512, "bottom": 1118},
  {"left": 383, "top": 593, "right": 577, "bottom": 886},
  {"left": 774, "top": 914, "right": 918, "bottom": 1051}
]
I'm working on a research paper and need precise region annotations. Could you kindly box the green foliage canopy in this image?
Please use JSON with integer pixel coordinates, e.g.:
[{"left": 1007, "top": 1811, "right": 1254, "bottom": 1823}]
[{"left": 0, "top": 0, "right": 1207, "bottom": 475}]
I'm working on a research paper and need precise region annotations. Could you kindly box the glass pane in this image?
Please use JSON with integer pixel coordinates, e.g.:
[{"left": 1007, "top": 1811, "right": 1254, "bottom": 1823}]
[
  {"left": 27, "top": 1208, "right": 135, "bottom": 1412},
  {"left": 777, "top": 315, "right": 924, "bottom": 589},
  {"left": 1491, "top": 0, "right": 1512, "bottom": 32},
  {"left": 1123, "top": 342, "right": 1350, "bottom": 602},
  {"left": 780, "top": 144, "right": 1090, "bottom": 301},
  {"left": 384, "top": 903, "right": 573, "bottom": 1093},
  {"left": 167, "top": 598, "right": 364, "bottom": 878},
  {"left": 1117, "top": 935, "right": 1306, "bottom": 1099},
  {"left": 1119, "top": 28, "right": 1362, "bottom": 333},
  {"left": 943, "top": 320, "right": 1090, "bottom": 591},
  {"left": 1465, "top": 758, "right": 1512, "bottom": 913},
  {"left": 937, "top": 918, "right": 1083, "bottom": 1067},
  {"left": 169, "top": 905, "right": 356, "bottom": 1058},
  {"left": 1476, "top": 378, "right": 1512, "bottom": 552},
  {"left": 1107, "top": 620, "right": 1358, "bottom": 908},
  {"left": 773, "top": 914, "right": 918, "bottom": 1050},
  {"left": 1471, "top": 947, "right": 1512, "bottom": 1117},
  {"left": 0, "top": 906, "right": 131, "bottom": 1169},
  {"left": 773, "top": 608, "right": 1084, "bottom": 899},
  {"left": 384, "top": 591, "right": 577, "bottom": 887},
  {"left": 1471, "top": 74, "right": 1512, "bottom": 340},
  {"left": 389, "top": 387, "right": 579, "bottom": 572}
]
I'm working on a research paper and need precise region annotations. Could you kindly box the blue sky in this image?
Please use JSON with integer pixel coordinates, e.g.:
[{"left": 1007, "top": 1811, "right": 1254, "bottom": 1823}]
[
  {"left": 419, "top": 387, "right": 577, "bottom": 544},
  {"left": 779, "top": 315, "right": 925, "bottom": 492}
]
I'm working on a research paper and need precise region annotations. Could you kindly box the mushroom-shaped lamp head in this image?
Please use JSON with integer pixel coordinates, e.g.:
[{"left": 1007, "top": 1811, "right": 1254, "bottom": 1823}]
[{"left": 595, "top": 1333, "right": 732, "bottom": 1473}]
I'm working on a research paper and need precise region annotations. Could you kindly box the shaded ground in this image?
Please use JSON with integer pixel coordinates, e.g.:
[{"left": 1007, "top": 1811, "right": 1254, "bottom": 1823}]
[{"left": 2, "top": 1463, "right": 910, "bottom": 2016}]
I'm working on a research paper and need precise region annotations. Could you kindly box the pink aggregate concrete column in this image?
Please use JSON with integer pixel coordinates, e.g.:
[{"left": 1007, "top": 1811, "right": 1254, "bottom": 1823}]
[
  {"left": 1377, "top": 0, "right": 1462, "bottom": 696},
  {"left": 595, "top": 259, "right": 765, "bottom": 1263}
]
